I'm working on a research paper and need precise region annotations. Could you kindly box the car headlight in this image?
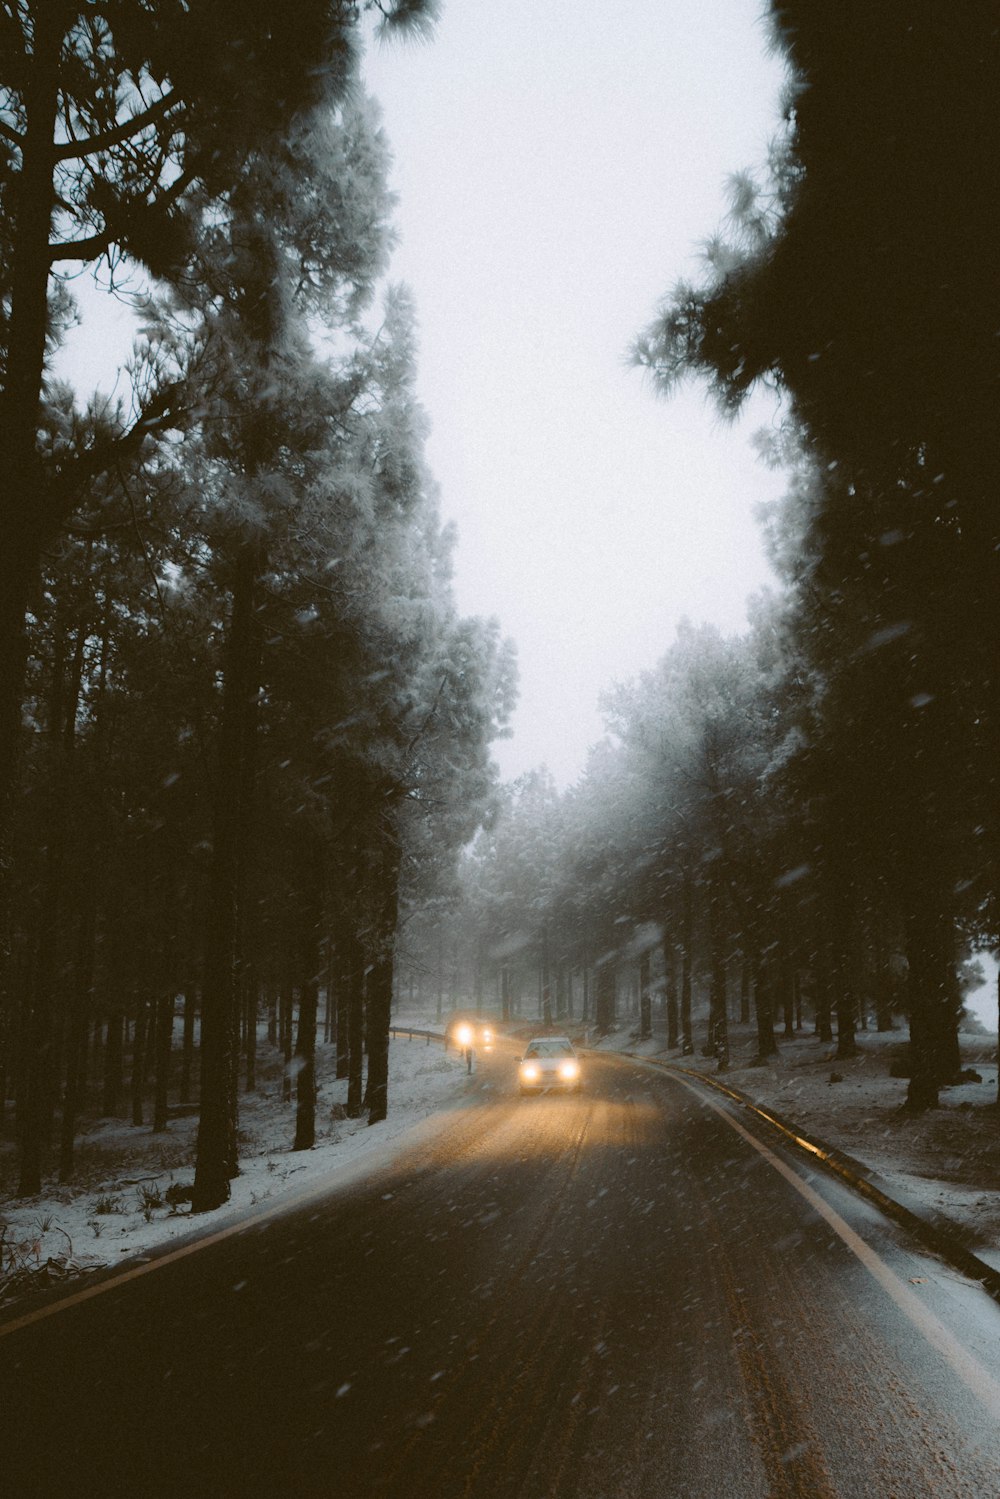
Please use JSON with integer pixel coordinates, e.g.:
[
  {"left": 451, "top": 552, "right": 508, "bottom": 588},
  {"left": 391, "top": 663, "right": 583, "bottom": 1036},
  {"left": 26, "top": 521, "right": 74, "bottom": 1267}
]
[
  {"left": 482, "top": 1028, "right": 493, "bottom": 1044},
  {"left": 558, "top": 1060, "right": 580, "bottom": 1081},
  {"left": 520, "top": 1062, "right": 540, "bottom": 1082},
  {"left": 455, "top": 1024, "right": 473, "bottom": 1047}
]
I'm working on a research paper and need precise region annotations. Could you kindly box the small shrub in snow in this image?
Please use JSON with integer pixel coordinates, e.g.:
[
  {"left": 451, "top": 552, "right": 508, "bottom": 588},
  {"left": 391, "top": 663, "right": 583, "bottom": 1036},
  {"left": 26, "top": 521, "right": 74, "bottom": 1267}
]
[
  {"left": 164, "top": 1181, "right": 193, "bottom": 1210},
  {"left": 136, "top": 1184, "right": 164, "bottom": 1219}
]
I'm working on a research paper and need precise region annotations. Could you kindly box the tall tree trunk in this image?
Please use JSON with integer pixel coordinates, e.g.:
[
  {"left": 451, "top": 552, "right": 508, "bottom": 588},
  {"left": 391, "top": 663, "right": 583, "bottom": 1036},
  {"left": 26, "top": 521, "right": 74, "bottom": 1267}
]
[
  {"left": 905, "top": 889, "right": 959, "bottom": 1109},
  {"left": 293, "top": 845, "right": 323, "bottom": 1151},
  {"left": 0, "top": 7, "right": 61, "bottom": 877},
  {"left": 267, "top": 980, "right": 278, "bottom": 1047},
  {"left": 152, "top": 991, "right": 173, "bottom": 1133},
  {"left": 345, "top": 924, "right": 365, "bottom": 1118},
  {"left": 541, "top": 926, "right": 552, "bottom": 1027},
  {"left": 193, "top": 539, "right": 262, "bottom": 1212},
  {"left": 831, "top": 904, "right": 857, "bottom": 1061},
  {"left": 680, "top": 867, "right": 694, "bottom": 1055},
  {"left": 293, "top": 968, "right": 318, "bottom": 1149},
  {"left": 236, "top": 609, "right": 261, "bottom": 1102},
  {"left": 181, "top": 987, "right": 197, "bottom": 1105},
  {"left": 102, "top": 1009, "right": 124, "bottom": 1116},
  {"left": 324, "top": 942, "right": 335, "bottom": 1044},
  {"left": 753, "top": 955, "right": 778, "bottom": 1060},
  {"left": 664, "top": 947, "right": 679, "bottom": 1049},
  {"left": 280, "top": 977, "right": 294, "bottom": 1102},
  {"left": 58, "top": 899, "right": 96, "bottom": 1180},
  {"left": 781, "top": 957, "right": 795, "bottom": 1039},
  {"left": 365, "top": 826, "right": 401, "bottom": 1127},
  {"left": 638, "top": 951, "right": 652, "bottom": 1042},
  {"left": 226, "top": 978, "right": 241, "bottom": 1181},
  {"left": 814, "top": 945, "right": 833, "bottom": 1043},
  {"left": 905, "top": 904, "right": 939, "bottom": 1111},
  {"left": 0, "top": 987, "right": 11, "bottom": 1113},
  {"left": 708, "top": 889, "right": 728, "bottom": 1070},
  {"left": 243, "top": 956, "right": 257, "bottom": 1093},
  {"left": 335, "top": 939, "right": 350, "bottom": 1081},
  {"left": 819, "top": 842, "right": 857, "bottom": 1060},
  {"left": 874, "top": 954, "right": 895, "bottom": 1033},
  {"left": 130, "top": 997, "right": 149, "bottom": 1128},
  {"left": 18, "top": 603, "right": 80, "bottom": 1193},
  {"left": 0, "top": 542, "right": 31, "bottom": 949},
  {"left": 595, "top": 962, "right": 615, "bottom": 1035},
  {"left": 17, "top": 875, "right": 60, "bottom": 1192},
  {"left": 181, "top": 880, "right": 205, "bottom": 1107},
  {"left": 555, "top": 965, "right": 567, "bottom": 1021}
]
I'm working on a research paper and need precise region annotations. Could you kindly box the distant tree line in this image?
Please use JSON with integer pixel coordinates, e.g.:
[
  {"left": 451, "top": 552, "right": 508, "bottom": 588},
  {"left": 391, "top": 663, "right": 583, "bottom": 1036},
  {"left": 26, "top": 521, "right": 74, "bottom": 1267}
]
[
  {"left": 1, "top": 0, "right": 515, "bottom": 1210},
  {"left": 428, "top": 592, "right": 988, "bottom": 1095}
]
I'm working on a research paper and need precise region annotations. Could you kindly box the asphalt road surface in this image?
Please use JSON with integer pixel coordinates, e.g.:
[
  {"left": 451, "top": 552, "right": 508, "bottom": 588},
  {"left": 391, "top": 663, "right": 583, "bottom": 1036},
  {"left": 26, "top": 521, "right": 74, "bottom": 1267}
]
[{"left": 4, "top": 1044, "right": 1000, "bottom": 1498}]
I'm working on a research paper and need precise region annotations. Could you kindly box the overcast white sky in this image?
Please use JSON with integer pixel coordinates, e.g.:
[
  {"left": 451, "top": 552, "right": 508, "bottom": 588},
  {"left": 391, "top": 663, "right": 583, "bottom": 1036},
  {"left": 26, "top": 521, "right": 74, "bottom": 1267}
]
[{"left": 363, "top": 0, "right": 788, "bottom": 786}]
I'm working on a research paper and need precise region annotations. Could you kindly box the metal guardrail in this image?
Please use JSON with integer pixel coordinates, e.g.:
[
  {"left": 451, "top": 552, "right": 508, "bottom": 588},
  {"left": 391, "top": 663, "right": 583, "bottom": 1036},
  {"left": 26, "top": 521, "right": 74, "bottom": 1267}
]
[
  {"left": 389, "top": 1023, "right": 593, "bottom": 1047},
  {"left": 387, "top": 1025, "right": 508, "bottom": 1051},
  {"left": 388, "top": 1026, "right": 444, "bottom": 1045}
]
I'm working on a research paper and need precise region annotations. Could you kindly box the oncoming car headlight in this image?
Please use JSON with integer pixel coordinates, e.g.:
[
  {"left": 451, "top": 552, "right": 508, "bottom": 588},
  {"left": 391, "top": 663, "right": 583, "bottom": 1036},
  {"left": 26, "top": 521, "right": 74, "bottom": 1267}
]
[
  {"left": 455, "top": 1023, "right": 473, "bottom": 1048},
  {"left": 558, "top": 1059, "right": 580, "bottom": 1081},
  {"left": 482, "top": 1028, "right": 494, "bottom": 1045},
  {"left": 520, "top": 1061, "right": 540, "bottom": 1082}
]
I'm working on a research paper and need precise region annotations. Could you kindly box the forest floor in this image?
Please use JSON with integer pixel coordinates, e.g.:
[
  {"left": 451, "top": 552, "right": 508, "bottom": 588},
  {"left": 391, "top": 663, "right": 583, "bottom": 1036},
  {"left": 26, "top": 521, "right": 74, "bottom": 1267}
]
[{"left": 2, "top": 1011, "right": 999, "bottom": 1312}]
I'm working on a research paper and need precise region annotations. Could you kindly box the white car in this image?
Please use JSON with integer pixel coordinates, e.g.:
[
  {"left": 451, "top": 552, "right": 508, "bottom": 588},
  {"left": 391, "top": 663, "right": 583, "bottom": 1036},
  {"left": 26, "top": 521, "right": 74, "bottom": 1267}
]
[{"left": 518, "top": 1036, "right": 582, "bottom": 1095}]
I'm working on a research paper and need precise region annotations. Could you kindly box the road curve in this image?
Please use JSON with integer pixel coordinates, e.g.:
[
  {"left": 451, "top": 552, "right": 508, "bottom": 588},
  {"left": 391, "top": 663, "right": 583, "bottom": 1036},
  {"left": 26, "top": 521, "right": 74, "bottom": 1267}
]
[{"left": 3, "top": 1045, "right": 1000, "bottom": 1498}]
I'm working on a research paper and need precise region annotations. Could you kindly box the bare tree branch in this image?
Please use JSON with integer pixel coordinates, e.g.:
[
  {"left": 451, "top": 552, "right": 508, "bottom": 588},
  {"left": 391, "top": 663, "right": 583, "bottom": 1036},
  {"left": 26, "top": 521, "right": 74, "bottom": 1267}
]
[{"left": 53, "top": 88, "right": 181, "bottom": 162}]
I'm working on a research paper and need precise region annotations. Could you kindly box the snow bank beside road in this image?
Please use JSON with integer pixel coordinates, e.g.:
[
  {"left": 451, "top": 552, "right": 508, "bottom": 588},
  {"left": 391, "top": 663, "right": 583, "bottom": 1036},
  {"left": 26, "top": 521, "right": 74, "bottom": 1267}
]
[{"left": 0, "top": 1031, "right": 468, "bottom": 1311}]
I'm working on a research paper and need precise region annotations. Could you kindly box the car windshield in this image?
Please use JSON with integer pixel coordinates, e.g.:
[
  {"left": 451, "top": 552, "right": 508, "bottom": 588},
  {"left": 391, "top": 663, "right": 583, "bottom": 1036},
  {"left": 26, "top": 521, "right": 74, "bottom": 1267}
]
[{"left": 525, "top": 1041, "right": 574, "bottom": 1058}]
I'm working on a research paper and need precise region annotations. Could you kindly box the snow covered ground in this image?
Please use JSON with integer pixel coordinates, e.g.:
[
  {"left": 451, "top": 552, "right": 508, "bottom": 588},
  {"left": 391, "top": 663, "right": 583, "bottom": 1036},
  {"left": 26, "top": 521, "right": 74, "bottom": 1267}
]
[
  {"left": 3, "top": 1002, "right": 998, "bottom": 1311},
  {"left": 0, "top": 1026, "right": 470, "bottom": 1310}
]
